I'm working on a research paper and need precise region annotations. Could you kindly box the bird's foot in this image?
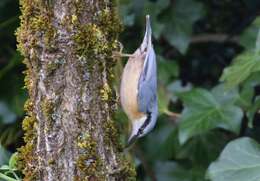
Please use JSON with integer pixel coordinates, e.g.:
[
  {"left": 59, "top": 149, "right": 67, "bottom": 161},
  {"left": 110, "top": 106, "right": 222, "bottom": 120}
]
[
  {"left": 112, "top": 51, "right": 134, "bottom": 58},
  {"left": 112, "top": 41, "right": 134, "bottom": 59}
]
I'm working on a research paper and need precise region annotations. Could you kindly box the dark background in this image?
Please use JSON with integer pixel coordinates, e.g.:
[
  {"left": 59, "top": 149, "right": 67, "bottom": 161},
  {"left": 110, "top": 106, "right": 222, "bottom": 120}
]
[{"left": 1, "top": 0, "right": 260, "bottom": 180}]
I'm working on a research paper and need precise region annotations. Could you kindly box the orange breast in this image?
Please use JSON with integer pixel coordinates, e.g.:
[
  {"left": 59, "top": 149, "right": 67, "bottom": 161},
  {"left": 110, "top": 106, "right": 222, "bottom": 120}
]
[{"left": 120, "top": 50, "right": 146, "bottom": 120}]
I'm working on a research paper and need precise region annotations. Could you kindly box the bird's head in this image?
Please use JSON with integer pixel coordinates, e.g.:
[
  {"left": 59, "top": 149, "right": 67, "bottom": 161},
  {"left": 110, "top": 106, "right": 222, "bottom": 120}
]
[{"left": 127, "top": 109, "right": 158, "bottom": 147}]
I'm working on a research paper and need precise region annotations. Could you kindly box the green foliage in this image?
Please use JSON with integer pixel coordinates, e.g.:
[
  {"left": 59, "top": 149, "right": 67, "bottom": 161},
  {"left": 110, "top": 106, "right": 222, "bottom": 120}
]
[
  {"left": 239, "top": 17, "right": 260, "bottom": 51},
  {"left": 161, "top": 0, "right": 204, "bottom": 53},
  {"left": 207, "top": 137, "right": 260, "bottom": 181},
  {"left": 235, "top": 73, "right": 260, "bottom": 127},
  {"left": 154, "top": 161, "right": 194, "bottom": 181},
  {"left": 0, "top": 152, "right": 21, "bottom": 181},
  {"left": 118, "top": 0, "right": 260, "bottom": 180},
  {"left": 157, "top": 56, "right": 179, "bottom": 114},
  {"left": 0, "top": 145, "right": 10, "bottom": 166},
  {"left": 220, "top": 51, "right": 260, "bottom": 89},
  {"left": 0, "top": 0, "right": 26, "bottom": 151},
  {"left": 119, "top": 0, "right": 204, "bottom": 54},
  {"left": 157, "top": 56, "right": 179, "bottom": 85},
  {"left": 176, "top": 131, "right": 231, "bottom": 168},
  {"left": 177, "top": 86, "right": 242, "bottom": 144},
  {"left": 2, "top": 0, "right": 260, "bottom": 180},
  {"left": 221, "top": 17, "right": 260, "bottom": 89}
]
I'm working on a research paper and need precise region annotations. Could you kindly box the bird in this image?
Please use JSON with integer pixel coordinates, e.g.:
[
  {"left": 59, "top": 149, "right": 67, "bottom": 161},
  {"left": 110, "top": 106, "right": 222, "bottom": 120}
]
[{"left": 119, "top": 15, "right": 158, "bottom": 146}]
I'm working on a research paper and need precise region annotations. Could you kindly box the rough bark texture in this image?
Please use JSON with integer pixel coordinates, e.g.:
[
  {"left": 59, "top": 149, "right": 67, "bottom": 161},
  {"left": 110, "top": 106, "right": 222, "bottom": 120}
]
[{"left": 17, "top": 0, "right": 136, "bottom": 180}]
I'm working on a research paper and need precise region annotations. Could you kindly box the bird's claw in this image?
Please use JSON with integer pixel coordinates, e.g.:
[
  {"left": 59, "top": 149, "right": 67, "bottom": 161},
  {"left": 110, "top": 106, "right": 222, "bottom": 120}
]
[
  {"left": 112, "top": 41, "right": 134, "bottom": 59},
  {"left": 112, "top": 52, "right": 134, "bottom": 58}
]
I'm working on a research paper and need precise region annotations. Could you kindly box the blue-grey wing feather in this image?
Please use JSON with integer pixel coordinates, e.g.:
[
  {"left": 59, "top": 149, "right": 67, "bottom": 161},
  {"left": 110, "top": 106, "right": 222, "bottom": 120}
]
[{"left": 137, "top": 47, "right": 157, "bottom": 113}]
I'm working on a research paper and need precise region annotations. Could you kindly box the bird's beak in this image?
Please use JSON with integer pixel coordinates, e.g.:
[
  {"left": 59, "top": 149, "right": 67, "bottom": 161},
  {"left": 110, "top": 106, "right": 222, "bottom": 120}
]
[
  {"left": 126, "top": 134, "right": 138, "bottom": 148},
  {"left": 141, "top": 15, "right": 152, "bottom": 50},
  {"left": 145, "top": 15, "right": 152, "bottom": 44},
  {"left": 125, "top": 119, "right": 145, "bottom": 148}
]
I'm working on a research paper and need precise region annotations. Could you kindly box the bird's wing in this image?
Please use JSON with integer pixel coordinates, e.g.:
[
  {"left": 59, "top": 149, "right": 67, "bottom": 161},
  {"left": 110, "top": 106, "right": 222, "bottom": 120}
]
[{"left": 137, "top": 47, "right": 157, "bottom": 113}]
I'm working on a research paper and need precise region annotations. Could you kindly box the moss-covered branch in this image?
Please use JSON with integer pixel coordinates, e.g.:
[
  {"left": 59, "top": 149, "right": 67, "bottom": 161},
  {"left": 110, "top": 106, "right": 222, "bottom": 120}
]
[{"left": 16, "top": 0, "right": 136, "bottom": 180}]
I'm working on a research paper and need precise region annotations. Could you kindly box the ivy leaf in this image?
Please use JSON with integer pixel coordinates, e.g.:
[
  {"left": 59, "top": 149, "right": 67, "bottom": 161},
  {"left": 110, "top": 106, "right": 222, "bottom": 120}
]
[
  {"left": 154, "top": 161, "right": 206, "bottom": 181},
  {"left": 207, "top": 137, "right": 260, "bottom": 181},
  {"left": 177, "top": 131, "right": 230, "bottom": 168},
  {"left": 154, "top": 162, "right": 191, "bottom": 181},
  {"left": 247, "top": 96, "right": 260, "bottom": 128},
  {"left": 119, "top": 0, "right": 171, "bottom": 40},
  {"left": 142, "top": 0, "right": 170, "bottom": 38},
  {"left": 235, "top": 72, "right": 260, "bottom": 127},
  {"left": 177, "top": 87, "right": 242, "bottom": 144},
  {"left": 211, "top": 84, "right": 239, "bottom": 105},
  {"left": 8, "top": 152, "right": 18, "bottom": 169},
  {"left": 143, "top": 0, "right": 170, "bottom": 17},
  {"left": 236, "top": 85, "right": 254, "bottom": 110},
  {"left": 0, "top": 101, "right": 16, "bottom": 124},
  {"left": 0, "top": 165, "right": 9, "bottom": 171},
  {"left": 157, "top": 128, "right": 180, "bottom": 160},
  {"left": 158, "top": 55, "right": 179, "bottom": 85},
  {"left": 0, "top": 145, "right": 10, "bottom": 165},
  {"left": 239, "top": 17, "right": 260, "bottom": 51},
  {"left": 141, "top": 122, "right": 176, "bottom": 161},
  {"left": 220, "top": 51, "right": 260, "bottom": 89},
  {"left": 162, "top": 0, "right": 204, "bottom": 54},
  {"left": 256, "top": 29, "right": 260, "bottom": 53},
  {"left": 158, "top": 86, "right": 171, "bottom": 114},
  {"left": 167, "top": 80, "right": 192, "bottom": 102},
  {"left": 118, "top": 0, "right": 136, "bottom": 26}
]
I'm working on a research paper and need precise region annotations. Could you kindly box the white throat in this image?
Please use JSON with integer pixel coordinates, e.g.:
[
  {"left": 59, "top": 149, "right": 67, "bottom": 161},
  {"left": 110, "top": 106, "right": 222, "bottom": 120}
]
[{"left": 128, "top": 116, "right": 147, "bottom": 142}]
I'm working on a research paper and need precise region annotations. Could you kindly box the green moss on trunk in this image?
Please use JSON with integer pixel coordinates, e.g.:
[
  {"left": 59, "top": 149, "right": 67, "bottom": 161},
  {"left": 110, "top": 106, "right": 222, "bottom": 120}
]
[{"left": 17, "top": 0, "right": 136, "bottom": 180}]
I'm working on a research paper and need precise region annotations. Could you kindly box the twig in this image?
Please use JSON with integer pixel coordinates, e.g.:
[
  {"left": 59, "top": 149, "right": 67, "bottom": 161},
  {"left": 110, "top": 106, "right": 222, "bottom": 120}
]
[
  {"left": 191, "top": 33, "right": 238, "bottom": 44},
  {"left": 164, "top": 110, "right": 180, "bottom": 120},
  {"left": 134, "top": 145, "right": 157, "bottom": 181}
]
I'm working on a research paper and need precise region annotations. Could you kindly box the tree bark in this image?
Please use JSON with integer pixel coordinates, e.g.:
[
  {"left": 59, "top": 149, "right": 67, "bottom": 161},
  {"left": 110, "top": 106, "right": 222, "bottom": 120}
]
[{"left": 17, "top": 0, "right": 136, "bottom": 180}]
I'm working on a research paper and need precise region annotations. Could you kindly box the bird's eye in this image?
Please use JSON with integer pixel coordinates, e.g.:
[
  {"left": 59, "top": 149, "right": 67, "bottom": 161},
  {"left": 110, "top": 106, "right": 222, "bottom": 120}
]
[{"left": 138, "top": 127, "right": 144, "bottom": 135}]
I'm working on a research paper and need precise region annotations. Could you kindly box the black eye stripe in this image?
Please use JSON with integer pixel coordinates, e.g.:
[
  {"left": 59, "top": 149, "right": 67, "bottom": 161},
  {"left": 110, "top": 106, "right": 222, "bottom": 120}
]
[{"left": 137, "top": 112, "right": 152, "bottom": 136}]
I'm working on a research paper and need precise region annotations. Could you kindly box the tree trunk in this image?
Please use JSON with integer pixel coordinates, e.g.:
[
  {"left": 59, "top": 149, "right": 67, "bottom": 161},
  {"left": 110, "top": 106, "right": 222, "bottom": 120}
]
[{"left": 17, "top": 0, "right": 135, "bottom": 180}]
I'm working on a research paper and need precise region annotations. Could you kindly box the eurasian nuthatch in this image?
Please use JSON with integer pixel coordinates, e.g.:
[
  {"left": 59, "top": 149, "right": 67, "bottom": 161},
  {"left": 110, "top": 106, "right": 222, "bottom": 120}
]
[{"left": 120, "top": 15, "right": 158, "bottom": 146}]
